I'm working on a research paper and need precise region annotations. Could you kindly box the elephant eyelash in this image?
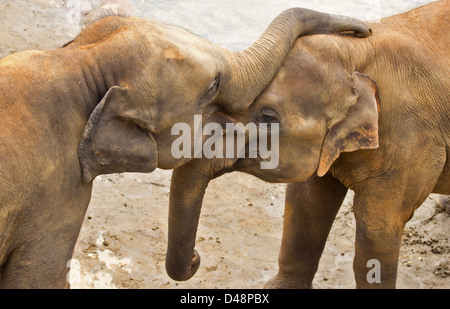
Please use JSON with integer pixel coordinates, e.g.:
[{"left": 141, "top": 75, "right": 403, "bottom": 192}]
[
  {"left": 258, "top": 108, "right": 280, "bottom": 124},
  {"left": 261, "top": 115, "right": 277, "bottom": 123},
  {"left": 209, "top": 73, "right": 221, "bottom": 92},
  {"left": 198, "top": 73, "right": 221, "bottom": 107}
]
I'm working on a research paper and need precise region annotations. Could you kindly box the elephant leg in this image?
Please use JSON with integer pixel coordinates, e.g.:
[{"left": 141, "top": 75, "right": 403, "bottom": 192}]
[
  {"left": 352, "top": 196, "right": 404, "bottom": 288},
  {"left": 352, "top": 170, "right": 438, "bottom": 288},
  {"left": 0, "top": 236, "right": 75, "bottom": 288},
  {"left": 0, "top": 190, "right": 91, "bottom": 288},
  {"left": 265, "top": 173, "right": 348, "bottom": 288}
]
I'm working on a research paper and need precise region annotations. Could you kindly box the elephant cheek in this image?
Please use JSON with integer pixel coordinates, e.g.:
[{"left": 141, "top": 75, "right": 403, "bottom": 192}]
[{"left": 273, "top": 148, "right": 321, "bottom": 182}]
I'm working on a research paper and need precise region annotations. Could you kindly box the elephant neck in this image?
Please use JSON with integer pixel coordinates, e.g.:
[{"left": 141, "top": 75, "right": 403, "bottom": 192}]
[
  {"left": 74, "top": 50, "right": 115, "bottom": 111},
  {"left": 63, "top": 22, "right": 151, "bottom": 118},
  {"left": 40, "top": 48, "right": 118, "bottom": 125}
]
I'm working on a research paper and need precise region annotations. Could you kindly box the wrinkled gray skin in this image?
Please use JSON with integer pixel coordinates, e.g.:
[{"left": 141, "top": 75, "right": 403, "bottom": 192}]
[
  {"left": 167, "top": 1, "right": 449, "bottom": 288},
  {"left": 0, "top": 7, "right": 370, "bottom": 288}
]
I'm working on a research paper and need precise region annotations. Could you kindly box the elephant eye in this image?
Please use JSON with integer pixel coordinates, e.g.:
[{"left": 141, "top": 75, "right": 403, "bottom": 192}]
[
  {"left": 198, "top": 73, "right": 221, "bottom": 107},
  {"left": 209, "top": 73, "right": 221, "bottom": 92},
  {"left": 258, "top": 108, "right": 280, "bottom": 124}
]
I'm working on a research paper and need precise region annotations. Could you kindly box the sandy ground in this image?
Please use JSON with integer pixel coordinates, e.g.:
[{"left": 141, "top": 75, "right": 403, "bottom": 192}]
[
  {"left": 72, "top": 171, "right": 449, "bottom": 289},
  {"left": 0, "top": 0, "right": 448, "bottom": 289}
]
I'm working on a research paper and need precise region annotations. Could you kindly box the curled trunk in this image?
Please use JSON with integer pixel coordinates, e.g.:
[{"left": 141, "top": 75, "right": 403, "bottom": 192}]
[
  {"left": 220, "top": 8, "right": 372, "bottom": 112},
  {"left": 165, "top": 157, "right": 233, "bottom": 281}
]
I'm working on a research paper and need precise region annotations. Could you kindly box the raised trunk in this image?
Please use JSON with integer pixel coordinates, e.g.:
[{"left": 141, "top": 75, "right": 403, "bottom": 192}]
[{"left": 220, "top": 8, "right": 371, "bottom": 112}]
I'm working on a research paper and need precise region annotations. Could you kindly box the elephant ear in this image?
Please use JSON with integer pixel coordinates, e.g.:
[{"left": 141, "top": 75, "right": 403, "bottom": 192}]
[
  {"left": 78, "top": 86, "right": 158, "bottom": 183},
  {"left": 317, "top": 72, "right": 380, "bottom": 177}
]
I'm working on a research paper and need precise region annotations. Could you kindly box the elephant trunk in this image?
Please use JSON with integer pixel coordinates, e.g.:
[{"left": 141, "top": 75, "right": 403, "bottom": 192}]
[
  {"left": 220, "top": 8, "right": 371, "bottom": 113},
  {"left": 166, "top": 158, "right": 230, "bottom": 281}
]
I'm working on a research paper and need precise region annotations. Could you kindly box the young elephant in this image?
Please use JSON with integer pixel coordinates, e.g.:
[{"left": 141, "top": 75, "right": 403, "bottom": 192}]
[
  {"left": 166, "top": 1, "right": 449, "bottom": 288},
  {"left": 0, "top": 7, "right": 370, "bottom": 288}
]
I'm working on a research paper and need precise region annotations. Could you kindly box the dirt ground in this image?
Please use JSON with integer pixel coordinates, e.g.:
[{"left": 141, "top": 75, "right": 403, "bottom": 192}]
[
  {"left": 0, "top": 0, "right": 448, "bottom": 289},
  {"left": 71, "top": 171, "right": 449, "bottom": 289}
]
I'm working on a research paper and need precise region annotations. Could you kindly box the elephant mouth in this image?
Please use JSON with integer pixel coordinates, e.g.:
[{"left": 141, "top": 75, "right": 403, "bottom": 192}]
[
  {"left": 233, "top": 139, "right": 275, "bottom": 165},
  {"left": 232, "top": 146, "right": 264, "bottom": 170},
  {"left": 233, "top": 156, "right": 256, "bottom": 169},
  {"left": 232, "top": 146, "right": 289, "bottom": 183}
]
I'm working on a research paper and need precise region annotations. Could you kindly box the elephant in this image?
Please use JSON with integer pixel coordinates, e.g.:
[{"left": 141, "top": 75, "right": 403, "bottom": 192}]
[
  {"left": 0, "top": 4, "right": 371, "bottom": 288},
  {"left": 165, "top": 0, "right": 449, "bottom": 288}
]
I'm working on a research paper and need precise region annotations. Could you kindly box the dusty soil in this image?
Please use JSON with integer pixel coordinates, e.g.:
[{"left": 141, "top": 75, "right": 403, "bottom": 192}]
[
  {"left": 72, "top": 171, "right": 449, "bottom": 289},
  {"left": 1, "top": 0, "right": 448, "bottom": 289}
]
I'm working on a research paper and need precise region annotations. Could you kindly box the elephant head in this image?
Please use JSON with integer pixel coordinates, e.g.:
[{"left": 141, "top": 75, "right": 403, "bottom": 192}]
[
  {"left": 165, "top": 27, "right": 378, "bottom": 281},
  {"left": 75, "top": 9, "right": 372, "bottom": 182}
]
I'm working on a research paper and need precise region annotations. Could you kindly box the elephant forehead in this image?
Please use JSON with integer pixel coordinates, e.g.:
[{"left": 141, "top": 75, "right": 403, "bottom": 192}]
[
  {"left": 160, "top": 46, "right": 218, "bottom": 84},
  {"left": 148, "top": 22, "right": 214, "bottom": 58},
  {"left": 285, "top": 115, "right": 322, "bottom": 134},
  {"left": 138, "top": 20, "right": 219, "bottom": 79},
  {"left": 177, "top": 45, "right": 217, "bottom": 71},
  {"left": 157, "top": 36, "right": 218, "bottom": 75},
  {"left": 164, "top": 47, "right": 185, "bottom": 61},
  {"left": 257, "top": 90, "right": 284, "bottom": 106}
]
